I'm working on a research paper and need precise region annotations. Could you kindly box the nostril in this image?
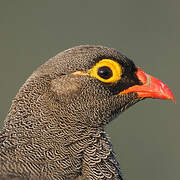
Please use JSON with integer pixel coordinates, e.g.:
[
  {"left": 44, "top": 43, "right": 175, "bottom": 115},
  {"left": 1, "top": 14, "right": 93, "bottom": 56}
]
[{"left": 135, "top": 67, "right": 148, "bottom": 84}]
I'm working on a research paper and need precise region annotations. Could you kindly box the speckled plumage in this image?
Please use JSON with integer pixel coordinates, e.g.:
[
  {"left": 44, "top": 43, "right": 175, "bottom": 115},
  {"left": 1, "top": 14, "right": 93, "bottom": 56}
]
[{"left": 0, "top": 45, "right": 143, "bottom": 180}]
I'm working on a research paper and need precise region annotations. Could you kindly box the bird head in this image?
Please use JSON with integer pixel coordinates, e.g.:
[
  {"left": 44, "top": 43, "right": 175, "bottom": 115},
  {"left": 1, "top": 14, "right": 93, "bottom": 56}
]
[
  {"left": 6, "top": 45, "right": 175, "bottom": 131},
  {"left": 28, "top": 45, "right": 174, "bottom": 128}
]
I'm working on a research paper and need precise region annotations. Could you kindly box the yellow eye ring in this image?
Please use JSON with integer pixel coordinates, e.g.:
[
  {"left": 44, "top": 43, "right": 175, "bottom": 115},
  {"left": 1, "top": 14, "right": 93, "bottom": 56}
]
[{"left": 89, "top": 59, "right": 122, "bottom": 83}]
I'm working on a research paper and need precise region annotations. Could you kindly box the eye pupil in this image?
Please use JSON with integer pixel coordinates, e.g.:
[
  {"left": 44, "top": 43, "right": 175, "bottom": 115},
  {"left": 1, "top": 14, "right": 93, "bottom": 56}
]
[{"left": 97, "top": 66, "right": 113, "bottom": 79}]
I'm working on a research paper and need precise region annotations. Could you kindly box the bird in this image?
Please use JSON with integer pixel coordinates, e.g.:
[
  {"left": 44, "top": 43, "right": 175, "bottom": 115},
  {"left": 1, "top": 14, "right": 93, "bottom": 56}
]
[{"left": 0, "top": 45, "right": 175, "bottom": 180}]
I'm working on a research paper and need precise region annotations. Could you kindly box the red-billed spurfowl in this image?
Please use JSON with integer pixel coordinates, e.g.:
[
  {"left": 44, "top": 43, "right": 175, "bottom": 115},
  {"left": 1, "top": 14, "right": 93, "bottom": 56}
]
[{"left": 0, "top": 45, "right": 175, "bottom": 180}]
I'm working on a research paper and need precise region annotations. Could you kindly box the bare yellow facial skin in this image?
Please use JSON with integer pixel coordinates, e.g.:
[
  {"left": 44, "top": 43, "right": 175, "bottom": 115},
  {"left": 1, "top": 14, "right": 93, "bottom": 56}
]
[{"left": 89, "top": 59, "right": 122, "bottom": 83}]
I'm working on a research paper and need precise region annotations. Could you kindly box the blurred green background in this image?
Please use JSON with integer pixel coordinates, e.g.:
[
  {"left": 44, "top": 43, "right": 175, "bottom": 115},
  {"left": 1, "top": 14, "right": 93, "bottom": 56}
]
[{"left": 0, "top": 1, "right": 179, "bottom": 179}]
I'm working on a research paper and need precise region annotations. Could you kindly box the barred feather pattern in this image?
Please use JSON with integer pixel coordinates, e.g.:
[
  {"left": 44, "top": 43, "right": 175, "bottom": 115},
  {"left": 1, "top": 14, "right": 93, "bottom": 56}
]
[
  {"left": 0, "top": 45, "right": 143, "bottom": 179},
  {"left": 0, "top": 127, "right": 123, "bottom": 179},
  {"left": 81, "top": 132, "right": 123, "bottom": 180},
  {"left": 0, "top": 75, "right": 123, "bottom": 179}
]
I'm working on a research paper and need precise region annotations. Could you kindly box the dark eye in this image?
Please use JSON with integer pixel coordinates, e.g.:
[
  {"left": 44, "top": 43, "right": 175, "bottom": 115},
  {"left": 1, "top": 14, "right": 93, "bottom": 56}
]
[
  {"left": 89, "top": 59, "right": 122, "bottom": 83},
  {"left": 97, "top": 66, "right": 113, "bottom": 79}
]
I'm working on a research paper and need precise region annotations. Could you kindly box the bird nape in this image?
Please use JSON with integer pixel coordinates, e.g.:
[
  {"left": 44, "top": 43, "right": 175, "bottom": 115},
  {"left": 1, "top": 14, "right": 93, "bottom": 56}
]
[{"left": 0, "top": 45, "right": 175, "bottom": 180}]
